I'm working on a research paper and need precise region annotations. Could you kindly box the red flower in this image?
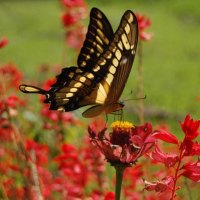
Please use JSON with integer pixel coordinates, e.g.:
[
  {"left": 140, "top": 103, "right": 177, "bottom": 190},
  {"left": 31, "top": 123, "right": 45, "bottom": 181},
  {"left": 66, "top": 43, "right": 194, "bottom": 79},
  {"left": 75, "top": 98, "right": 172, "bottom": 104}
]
[
  {"left": 41, "top": 78, "right": 56, "bottom": 91},
  {"left": 61, "top": 0, "right": 84, "bottom": 8},
  {"left": 104, "top": 191, "right": 115, "bottom": 200},
  {"left": 181, "top": 161, "right": 200, "bottom": 182},
  {"left": 181, "top": 139, "right": 200, "bottom": 156},
  {"left": 88, "top": 121, "right": 155, "bottom": 166},
  {"left": 136, "top": 13, "right": 152, "bottom": 41},
  {"left": 61, "top": 12, "right": 79, "bottom": 26},
  {"left": 180, "top": 114, "right": 200, "bottom": 140},
  {"left": 0, "top": 37, "right": 9, "bottom": 48},
  {"left": 148, "top": 144, "right": 179, "bottom": 167}
]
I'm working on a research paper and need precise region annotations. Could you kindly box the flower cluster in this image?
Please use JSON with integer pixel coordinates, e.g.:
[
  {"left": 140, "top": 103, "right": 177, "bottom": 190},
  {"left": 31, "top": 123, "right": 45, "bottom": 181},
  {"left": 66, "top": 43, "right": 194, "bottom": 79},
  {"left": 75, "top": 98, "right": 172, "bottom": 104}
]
[
  {"left": 0, "top": 36, "right": 9, "bottom": 48},
  {"left": 136, "top": 13, "right": 152, "bottom": 41},
  {"left": 145, "top": 115, "right": 200, "bottom": 199},
  {"left": 60, "top": 0, "right": 87, "bottom": 50}
]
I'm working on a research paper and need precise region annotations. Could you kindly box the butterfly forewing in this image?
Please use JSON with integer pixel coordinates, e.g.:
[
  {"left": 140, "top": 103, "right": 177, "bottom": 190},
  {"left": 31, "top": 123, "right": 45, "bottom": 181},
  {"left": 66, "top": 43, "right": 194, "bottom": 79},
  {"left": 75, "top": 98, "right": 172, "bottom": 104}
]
[
  {"left": 82, "top": 10, "right": 138, "bottom": 108},
  {"left": 77, "top": 7, "right": 114, "bottom": 69},
  {"left": 105, "top": 11, "right": 138, "bottom": 104}
]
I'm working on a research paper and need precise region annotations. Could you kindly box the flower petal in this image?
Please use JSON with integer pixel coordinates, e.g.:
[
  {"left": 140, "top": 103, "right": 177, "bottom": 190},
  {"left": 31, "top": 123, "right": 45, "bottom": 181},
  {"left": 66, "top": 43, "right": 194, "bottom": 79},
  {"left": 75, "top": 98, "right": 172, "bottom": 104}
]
[{"left": 153, "top": 130, "right": 179, "bottom": 144}]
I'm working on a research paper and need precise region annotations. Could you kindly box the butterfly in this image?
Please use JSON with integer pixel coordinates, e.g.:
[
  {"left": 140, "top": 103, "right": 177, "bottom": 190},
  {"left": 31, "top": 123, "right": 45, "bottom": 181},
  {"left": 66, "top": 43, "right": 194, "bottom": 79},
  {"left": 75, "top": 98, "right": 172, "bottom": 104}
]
[{"left": 19, "top": 7, "right": 138, "bottom": 118}]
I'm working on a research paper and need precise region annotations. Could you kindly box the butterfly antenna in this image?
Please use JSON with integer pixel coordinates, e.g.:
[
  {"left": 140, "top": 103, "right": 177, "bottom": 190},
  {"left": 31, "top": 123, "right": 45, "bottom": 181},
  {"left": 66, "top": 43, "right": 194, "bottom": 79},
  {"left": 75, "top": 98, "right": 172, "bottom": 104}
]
[{"left": 123, "top": 95, "right": 147, "bottom": 102}]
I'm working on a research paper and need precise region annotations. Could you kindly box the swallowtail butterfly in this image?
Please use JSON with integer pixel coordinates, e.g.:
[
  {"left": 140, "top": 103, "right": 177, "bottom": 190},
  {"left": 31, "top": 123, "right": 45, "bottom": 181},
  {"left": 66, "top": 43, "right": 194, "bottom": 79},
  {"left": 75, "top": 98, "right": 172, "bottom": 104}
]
[{"left": 19, "top": 7, "right": 138, "bottom": 118}]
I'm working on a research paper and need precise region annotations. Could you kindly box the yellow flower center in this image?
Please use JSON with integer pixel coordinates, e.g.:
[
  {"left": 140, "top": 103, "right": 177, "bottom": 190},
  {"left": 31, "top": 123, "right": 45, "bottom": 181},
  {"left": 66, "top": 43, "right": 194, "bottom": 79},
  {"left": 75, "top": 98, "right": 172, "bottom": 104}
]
[{"left": 111, "top": 121, "right": 134, "bottom": 132}]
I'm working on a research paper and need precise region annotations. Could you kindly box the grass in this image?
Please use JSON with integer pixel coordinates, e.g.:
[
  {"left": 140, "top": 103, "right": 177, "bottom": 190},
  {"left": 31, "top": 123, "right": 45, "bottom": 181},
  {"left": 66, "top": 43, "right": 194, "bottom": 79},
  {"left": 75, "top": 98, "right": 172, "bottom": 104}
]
[{"left": 0, "top": 0, "right": 200, "bottom": 131}]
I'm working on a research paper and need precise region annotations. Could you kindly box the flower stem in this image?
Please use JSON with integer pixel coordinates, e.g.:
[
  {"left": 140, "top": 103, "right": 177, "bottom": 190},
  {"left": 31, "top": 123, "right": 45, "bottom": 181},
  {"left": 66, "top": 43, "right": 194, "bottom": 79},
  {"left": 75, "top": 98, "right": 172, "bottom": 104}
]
[
  {"left": 170, "top": 148, "right": 184, "bottom": 200},
  {"left": 114, "top": 165, "right": 125, "bottom": 200}
]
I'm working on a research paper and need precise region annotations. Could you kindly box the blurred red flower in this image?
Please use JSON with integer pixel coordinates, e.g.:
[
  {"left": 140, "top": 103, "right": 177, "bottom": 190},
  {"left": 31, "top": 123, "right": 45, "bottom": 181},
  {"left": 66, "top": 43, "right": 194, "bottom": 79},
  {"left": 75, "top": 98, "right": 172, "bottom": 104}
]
[
  {"left": 0, "top": 37, "right": 9, "bottom": 48},
  {"left": 0, "top": 63, "right": 22, "bottom": 90},
  {"left": 0, "top": 118, "right": 12, "bottom": 141},
  {"left": 54, "top": 143, "right": 90, "bottom": 198},
  {"left": 104, "top": 191, "right": 115, "bottom": 200},
  {"left": 136, "top": 13, "right": 152, "bottom": 41},
  {"left": 4, "top": 95, "right": 24, "bottom": 109},
  {"left": 41, "top": 104, "right": 77, "bottom": 130},
  {"left": 89, "top": 121, "right": 155, "bottom": 166},
  {"left": 61, "top": 0, "right": 84, "bottom": 8},
  {"left": 66, "top": 25, "right": 86, "bottom": 49},
  {"left": 123, "top": 164, "right": 143, "bottom": 199},
  {"left": 61, "top": 12, "right": 79, "bottom": 26},
  {"left": 25, "top": 140, "right": 49, "bottom": 165},
  {"left": 60, "top": 0, "right": 87, "bottom": 51}
]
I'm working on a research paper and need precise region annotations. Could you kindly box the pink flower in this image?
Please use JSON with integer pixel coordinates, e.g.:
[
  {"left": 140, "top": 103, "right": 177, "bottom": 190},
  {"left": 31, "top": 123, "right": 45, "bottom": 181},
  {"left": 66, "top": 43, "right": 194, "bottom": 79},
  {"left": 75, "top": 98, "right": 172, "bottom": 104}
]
[
  {"left": 88, "top": 121, "right": 155, "bottom": 166},
  {"left": 180, "top": 114, "right": 200, "bottom": 140},
  {"left": 148, "top": 144, "right": 179, "bottom": 167},
  {"left": 0, "top": 37, "right": 9, "bottom": 48},
  {"left": 144, "top": 176, "right": 174, "bottom": 193}
]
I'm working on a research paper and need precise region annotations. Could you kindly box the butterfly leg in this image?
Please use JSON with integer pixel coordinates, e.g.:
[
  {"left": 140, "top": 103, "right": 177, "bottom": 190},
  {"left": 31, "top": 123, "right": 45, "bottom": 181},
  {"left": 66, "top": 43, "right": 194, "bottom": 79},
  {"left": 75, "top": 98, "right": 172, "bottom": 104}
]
[
  {"left": 119, "top": 109, "right": 124, "bottom": 122},
  {"left": 113, "top": 112, "right": 116, "bottom": 121}
]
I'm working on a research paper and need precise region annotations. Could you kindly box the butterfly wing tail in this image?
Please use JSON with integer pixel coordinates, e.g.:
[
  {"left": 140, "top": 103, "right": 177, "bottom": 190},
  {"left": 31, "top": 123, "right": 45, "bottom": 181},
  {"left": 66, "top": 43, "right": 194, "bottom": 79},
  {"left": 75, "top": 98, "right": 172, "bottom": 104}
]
[{"left": 19, "top": 84, "right": 48, "bottom": 95}]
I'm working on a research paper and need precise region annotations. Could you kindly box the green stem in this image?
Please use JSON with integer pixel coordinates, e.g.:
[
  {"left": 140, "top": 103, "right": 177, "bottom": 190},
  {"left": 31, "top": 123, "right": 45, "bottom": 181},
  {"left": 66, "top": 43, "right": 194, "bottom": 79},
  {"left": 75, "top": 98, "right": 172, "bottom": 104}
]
[
  {"left": 137, "top": 40, "right": 144, "bottom": 124},
  {"left": 115, "top": 165, "right": 126, "bottom": 200}
]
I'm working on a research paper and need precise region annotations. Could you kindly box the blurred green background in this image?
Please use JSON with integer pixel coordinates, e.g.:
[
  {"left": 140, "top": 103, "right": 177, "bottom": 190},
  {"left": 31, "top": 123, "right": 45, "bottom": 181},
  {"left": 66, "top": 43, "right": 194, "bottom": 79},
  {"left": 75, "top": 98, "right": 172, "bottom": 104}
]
[{"left": 0, "top": 0, "right": 200, "bottom": 131}]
